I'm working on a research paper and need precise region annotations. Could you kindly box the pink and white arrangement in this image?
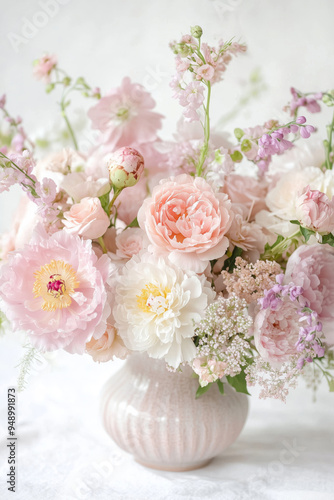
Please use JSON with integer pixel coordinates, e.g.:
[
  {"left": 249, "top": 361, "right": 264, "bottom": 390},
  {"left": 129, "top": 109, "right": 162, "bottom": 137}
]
[{"left": 1, "top": 26, "right": 334, "bottom": 401}]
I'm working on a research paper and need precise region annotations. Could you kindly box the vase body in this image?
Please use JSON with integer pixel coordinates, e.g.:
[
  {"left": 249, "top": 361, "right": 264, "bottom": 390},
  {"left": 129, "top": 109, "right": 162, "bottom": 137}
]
[{"left": 101, "top": 353, "right": 248, "bottom": 471}]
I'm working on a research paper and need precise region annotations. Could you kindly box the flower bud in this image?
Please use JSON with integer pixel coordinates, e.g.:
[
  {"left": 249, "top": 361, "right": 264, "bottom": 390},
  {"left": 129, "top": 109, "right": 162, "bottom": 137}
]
[
  {"left": 190, "top": 25, "right": 203, "bottom": 39},
  {"left": 107, "top": 147, "right": 144, "bottom": 189}
]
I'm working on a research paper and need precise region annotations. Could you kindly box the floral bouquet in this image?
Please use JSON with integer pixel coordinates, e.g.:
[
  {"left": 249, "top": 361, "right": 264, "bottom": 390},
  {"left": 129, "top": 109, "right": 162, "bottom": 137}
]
[{"left": 1, "top": 25, "right": 334, "bottom": 404}]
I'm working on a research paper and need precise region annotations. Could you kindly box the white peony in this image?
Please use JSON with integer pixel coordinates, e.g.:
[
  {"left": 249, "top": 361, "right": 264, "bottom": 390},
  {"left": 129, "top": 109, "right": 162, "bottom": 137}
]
[{"left": 113, "top": 252, "right": 215, "bottom": 368}]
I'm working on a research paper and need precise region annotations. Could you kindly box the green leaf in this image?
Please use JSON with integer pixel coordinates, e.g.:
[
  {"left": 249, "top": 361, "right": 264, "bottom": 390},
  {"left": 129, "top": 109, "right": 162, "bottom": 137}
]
[
  {"left": 300, "top": 225, "right": 315, "bottom": 242},
  {"left": 195, "top": 383, "right": 212, "bottom": 399},
  {"left": 321, "top": 233, "right": 334, "bottom": 246},
  {"left": 230, "top": 150, "right": 243, "bottom": 162},
  {"left": 234, "top": 128, "right": 244, "bottom": 141},
  {"left": 226, "top": 370, "right": 250, "bottom": 395},
  {"left": 327, "top": 378, "right": 334, "bottom": 392},
  {"left": 290, "top": 220, "right": 300, "bottom": 225},
  {"left": 241, "top": 139, "right": 252, "bottom": 153},
  {"left": 222, "top": 246, "right": 243, "bottom": 273},
  {"left": 217, "top": 379, "right": 225, "bottom": 395},
  {"left": 126, "top": 217, "right": 139, "bottom": 228},
  {"left": 98, "top": 187, "right": 112, "bottom": 216}
]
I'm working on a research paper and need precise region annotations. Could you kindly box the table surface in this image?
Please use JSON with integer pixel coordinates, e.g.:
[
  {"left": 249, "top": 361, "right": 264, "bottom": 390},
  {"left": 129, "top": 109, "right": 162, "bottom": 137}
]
[{"left": 0, "top": 333, "right": 334, "bottom": 500}]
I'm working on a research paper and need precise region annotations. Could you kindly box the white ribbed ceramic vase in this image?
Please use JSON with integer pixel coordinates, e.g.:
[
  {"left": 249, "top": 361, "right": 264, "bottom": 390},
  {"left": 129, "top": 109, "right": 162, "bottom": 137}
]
[{"left": 101, "top": 353, "right": 248, "bottom": 471}]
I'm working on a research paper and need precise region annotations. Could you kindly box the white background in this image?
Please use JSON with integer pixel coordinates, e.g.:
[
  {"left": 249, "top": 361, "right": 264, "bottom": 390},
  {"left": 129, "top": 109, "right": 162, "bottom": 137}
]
[{"left": 0, "top": 1, "right": 334, "bottom": 499}]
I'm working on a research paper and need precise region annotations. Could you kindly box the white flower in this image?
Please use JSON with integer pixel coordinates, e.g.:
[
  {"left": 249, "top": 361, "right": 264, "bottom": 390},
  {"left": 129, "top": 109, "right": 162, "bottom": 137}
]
[{"left": 113, "top": 252, "right": 215, "bottom": 368}]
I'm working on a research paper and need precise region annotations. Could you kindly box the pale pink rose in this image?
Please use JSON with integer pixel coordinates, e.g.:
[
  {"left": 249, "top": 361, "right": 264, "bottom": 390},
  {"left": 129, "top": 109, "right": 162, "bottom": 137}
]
[
  {"left": 63, "top": 197, "right": 110, "bottom": 239},
  {"left": 227, "top": 207, "right": 266, "bottom": 261},
  {"left": 221, "top": 174, "right": 268, "bottom": 220},
  {"left": 138, "top": 174, "right": 233, "bottom": 273},
  {"left": 0, "top": 227, "right": 111, "bottom": 353},
  {"left": 88, "top": 77, "right": 163, "bottom": 149},
  {"left": 285, "top": 244, "right": 334, "bottom": 323},
  {"left": 107, "top": 147, "right": 144, "bottom": 189},
  {"left": 86, "top": 323, "right": 129, "bottom": 362},
  {"left": 33, "top": 54, "right": 57, "bottom": 83},
  {"left": 295, "top": 186, "right": 334, "bottom": 233},
  {"left": 253, "top": 301, "right": 300, "bottom": 365},
  {"left": 115, "top": 228, "right": 149, "bottom": 259}
]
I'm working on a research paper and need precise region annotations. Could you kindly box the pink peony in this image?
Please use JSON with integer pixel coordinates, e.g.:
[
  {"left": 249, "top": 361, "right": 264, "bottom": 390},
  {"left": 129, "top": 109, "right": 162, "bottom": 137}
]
[
  {"left": 253, "top": 301, "right": 300, "bottom": 365},
  {"left": 0, "top": 227, "right": 111, "bottom": 353},
  {"left": 88, "top": 77, "right": 163, "bottom": 149},
  {"left": 285, "top": 244, "right": 334, "bottom": 322},
  {"left": 86, "top": 323, "right": 129, "bottom": 362},
  {"left": 295, "top": 186, "right": 334, "bottom": 233},
  {"left": 221, "top": 174, "right": 268, "bottom": 220},
  {"left": 63, "top": 197, "right": 110, "bottom": 239},
  {"left": 107, "top": 147, "right": 144, "bottom": 189},
  {"left": 227, "top": 206, "right": 266, "bottom": 261},
  {"left": 138, "top": 174, "right": 233, "bottom": 272},
  {"left": 33, "top": 54, "right": 57, "bottom": 83}
]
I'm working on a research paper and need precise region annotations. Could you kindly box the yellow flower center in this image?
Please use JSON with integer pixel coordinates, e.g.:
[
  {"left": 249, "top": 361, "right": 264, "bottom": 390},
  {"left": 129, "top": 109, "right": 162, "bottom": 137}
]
[
  {"left": 33, "top": 259, "right": 79, "bottom": 311},
  {"left": 137, "top": 283, "right": 170, "bottom": 315}
]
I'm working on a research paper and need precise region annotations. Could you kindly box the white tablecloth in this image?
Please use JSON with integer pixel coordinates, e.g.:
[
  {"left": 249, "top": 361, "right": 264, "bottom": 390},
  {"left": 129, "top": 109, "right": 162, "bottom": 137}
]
[{"left": 0, "top": 333, "right": 334, "bottom": 500}]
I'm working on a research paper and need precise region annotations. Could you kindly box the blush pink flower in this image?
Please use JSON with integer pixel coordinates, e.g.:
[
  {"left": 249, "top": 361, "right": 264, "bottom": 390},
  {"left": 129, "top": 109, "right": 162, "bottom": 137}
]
[
  {"left": 221, "top": 174, "right": 268, "bottom": 220},
  {"left": 0, "top": 227, "right": 111, "bottom": 353},
  {"left": 253, "top": 301, "right": 300, "bottom": 365},
  {"left": 116, "top": 176, "right": 148, "bottom": 225},
  {"left": 88, "top": 77, "right": 163, "bottom": 149},
  {"left": 33, "top": 54, "right": 57, "bottom": 83},
  {"left": 295, "top": 186, "right": 334, "bottom": 233},
  {"left": 285, "top": 244, "right": 334, "bottom": 322},
  {"left": 195, "top": 64, "right": 215, "bottom": 81},
  {"left": 138, "top": 174, "right": 233, "bottom": 272},
  {"left": 114, "top": 227, "right": 149, "bottom": 260},
  {"left": 86, "top": 323, "right": 129, "bottom": 362},
  {"left": 63, "top": 197, "right": 110, "bottom": 239}
]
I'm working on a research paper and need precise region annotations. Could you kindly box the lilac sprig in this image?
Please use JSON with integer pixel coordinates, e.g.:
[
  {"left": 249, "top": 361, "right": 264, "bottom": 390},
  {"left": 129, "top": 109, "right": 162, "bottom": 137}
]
[
  {"left": 287, "top": 87, "right": 322, "bottom": 117},
  {"left": 259, "top": 274, "right": 325, "bottom": 370},
  {"left": 0, "top": 94, "right": 34, "bottom": 153}
]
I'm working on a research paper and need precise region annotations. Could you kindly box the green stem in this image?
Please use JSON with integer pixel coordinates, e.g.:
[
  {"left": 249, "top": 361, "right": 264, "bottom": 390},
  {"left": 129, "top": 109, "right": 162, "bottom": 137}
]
[
  {"left": 61, "top": 104, "right": 78, "bottom": 150},
  {"left": 261, "top": 230, "right": 301, "bottom": 260},
  {"left": 0, "top": 152, "right": 37, "bottom": 186},
  {"left": 325, "top": 109, "right": 334, "bottom": 170},
  {"left": 98, "top": 236, "right": 108, "bottom": 254},
  {"left": 196, "top": 81, "right": 211, "bottom": 176},
  {"left": 108, "top": 188, "right": 122, "bottom": 217}
]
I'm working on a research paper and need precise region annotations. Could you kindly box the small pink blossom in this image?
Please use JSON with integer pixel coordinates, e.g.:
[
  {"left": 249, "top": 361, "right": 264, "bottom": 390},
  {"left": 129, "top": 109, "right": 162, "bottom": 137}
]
[
  {"left": 33, "top": 54, "right": 57, "bottom": 83},
  {"left": 192, "top": 356, "right": 227, "bottom": 386},
  {"left": 88, "top": 77, "right": 163, "bottom": 149},
  {"left": 0, "top": 228, "right": 111, "bottom": 353},
  {"left": 138, "top": 174, "right": 233, "bottom": 273},
  {"left": 0, "top": 94, "right": 6, "bottom": 109},
  {"left": 295, "top": 186, "right": 334, "bottom": 233},
  {"left": 195, "top": 64, "right": 215, "bottom": 81},
  {"left": 63, "top": 197, "right": 110, "bottom": 239},
  {"left": 86, "top": 323, "right": 129, "bottom": 362}
]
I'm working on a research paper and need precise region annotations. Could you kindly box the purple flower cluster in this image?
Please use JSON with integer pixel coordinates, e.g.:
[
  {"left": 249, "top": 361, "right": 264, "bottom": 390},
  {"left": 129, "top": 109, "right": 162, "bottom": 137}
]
[
  {"left": 296, "top": 309, "right": 325, "bottom": 369},
  {"left": 289, "top": 87, "right": 322, "bottom": 115},
  {"left": 259, "top": 274, "right": 325, "bottom": 370}
]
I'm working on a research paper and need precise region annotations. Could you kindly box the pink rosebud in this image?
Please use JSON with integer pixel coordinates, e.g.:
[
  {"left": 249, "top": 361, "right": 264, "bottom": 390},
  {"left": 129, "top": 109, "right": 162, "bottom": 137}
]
[
  {"left": 295, "top": 186, "right": 334, "bottom": 233},
  {"left": 63, "top": 197, "right": 110, "bottom": 239},
  {"left": 107, "top": 147, "right": 144, "bottom": 189}
]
